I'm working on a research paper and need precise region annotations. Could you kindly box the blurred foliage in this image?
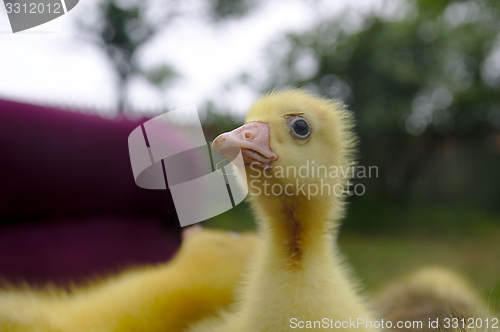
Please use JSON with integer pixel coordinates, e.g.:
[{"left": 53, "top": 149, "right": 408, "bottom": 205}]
[
  {"left": 77, "top": 0, "right": 180, "bottom": 112},
  {"left": 142, "top": 64, "right": 179, "bottom": 87},
  {"left": 78, "top": 0, "right": 256, "bottom": 113},
  {"left": 255, "top": 0, "right": 500, "bottom": 214},
  {"left": 209, "top": 0, "right": 257, "bottom": 21},
  {"left": 267, "top": 0, "right": 500, "bottom": 135},
  {"left": 202, "top": 101, "right": 246, "bottom": 141}
]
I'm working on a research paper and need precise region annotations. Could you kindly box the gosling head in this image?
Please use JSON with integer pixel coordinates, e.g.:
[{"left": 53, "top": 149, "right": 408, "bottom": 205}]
[{"left": 212, "top": 90, "right": 355, "bottom": 202}]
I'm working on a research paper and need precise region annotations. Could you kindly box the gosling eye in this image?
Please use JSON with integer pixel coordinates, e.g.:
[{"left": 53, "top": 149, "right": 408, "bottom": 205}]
[{"left": 288, "top": 116, "right": 311, "bottom": 139}]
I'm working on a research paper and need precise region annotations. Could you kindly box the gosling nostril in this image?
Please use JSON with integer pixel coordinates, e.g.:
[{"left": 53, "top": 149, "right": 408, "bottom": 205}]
[{"left": 244, "top": 132, "right": 252, "bottom": 139}]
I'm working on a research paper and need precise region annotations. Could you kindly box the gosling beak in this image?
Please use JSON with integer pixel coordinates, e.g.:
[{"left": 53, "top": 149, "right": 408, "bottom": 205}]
[{"left": 211, "top": 122, "right": 278, "bottom": 168}]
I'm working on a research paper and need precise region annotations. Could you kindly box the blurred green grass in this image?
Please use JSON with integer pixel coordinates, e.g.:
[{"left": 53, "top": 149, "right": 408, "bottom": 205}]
[
  {"left": 339, "top": 233, "right": 500, "bottom": 307},
  {"left": 202, "top": 200, "right": 500, "bottom": 308}
]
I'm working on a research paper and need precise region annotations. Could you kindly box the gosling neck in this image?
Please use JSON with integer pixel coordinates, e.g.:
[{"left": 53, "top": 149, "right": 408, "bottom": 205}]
[{"left": 250, "top": 191, "right": 342, "bottom": 270}]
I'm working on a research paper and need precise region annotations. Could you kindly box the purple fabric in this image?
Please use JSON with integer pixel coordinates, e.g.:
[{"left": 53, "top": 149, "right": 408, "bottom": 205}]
[
  {"left": 0, "top": 99, "right": 183, "bottom": 283},
  {"left": 0, "top": 99, "right": 177, "bottom": 221},
  {"left": 0, "top": 216, "right": 180, "bottom": 284}
]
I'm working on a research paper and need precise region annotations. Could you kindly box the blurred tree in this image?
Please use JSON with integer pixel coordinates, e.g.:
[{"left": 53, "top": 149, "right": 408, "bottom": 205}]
[
  {"left": 202, "top": 101, "right": 244, "bottom": 141},
  {"left": 210, "top": 0, "right": 256, "bottom": 21},
  {"left": 259, "top": 0, "right": 500, "bottom": 210},
  {"left": 78, "top": 0, "right": 258, "bottom": 114}
]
